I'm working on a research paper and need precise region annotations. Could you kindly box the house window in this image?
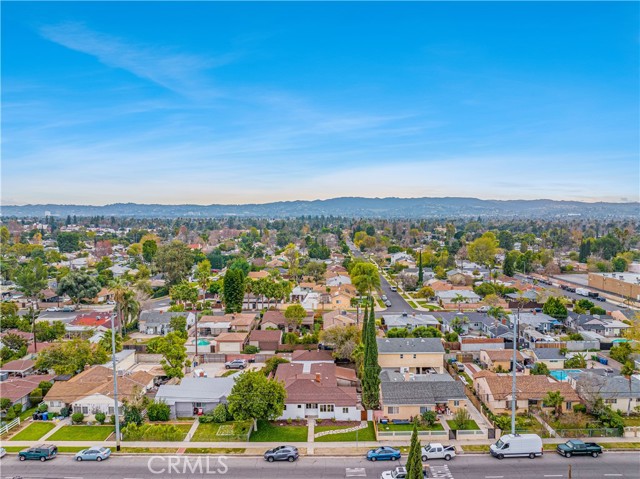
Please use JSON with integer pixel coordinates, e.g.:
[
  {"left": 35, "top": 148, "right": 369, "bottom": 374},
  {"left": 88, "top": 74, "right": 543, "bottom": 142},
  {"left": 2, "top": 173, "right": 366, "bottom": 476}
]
[
  {"left": 453, "top": 400, "right": 460, "bottom": 407},
  {"left": 108, "top": 407, "right": 114, "bottom": 415},
  {"left": 306, "top": 404, "right": 318, "bottom": 409},
  {"left": 320, "top": 404, "right": 334, "bottom": 413},
  {"left": 400, "top": 354, "right": 404, "bottom": 359},
  {"left": 342, "top": 407, "right": 349, "bottom": 414},
  {"left": 565, "top": 402, "right": 572, "bottom": 410},
  {"left": 298, "top": 405, "right": 302, "bottom": 408},
  {"left": 388, "top": 406, "right": 399, "bottom": 414},
  {"left": 419, "top": 406, "right": 431, "bottom": 414},
  {"left": 193, "top": 402, "right": 204, "bottom": 408},
  {"left": 605, "top": 399, "right": 616, "bottom": 404},
  {"left": 413, "top": 354, "right": 417, "bottom": 359}
]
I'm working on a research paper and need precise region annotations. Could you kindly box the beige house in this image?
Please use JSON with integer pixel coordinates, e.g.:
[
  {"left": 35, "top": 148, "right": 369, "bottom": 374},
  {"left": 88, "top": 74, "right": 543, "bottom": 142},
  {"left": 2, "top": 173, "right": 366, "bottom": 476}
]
[
  {"left": 480, "top": 349, "right": 524, "bottom": 372},
  {"left": 529, "top": 348, "right": 565, "bottom": 370},
  {"left": 377, "top": 338, "right": 445, "bottom": 374},
  {"left": 214, "top": 332, "right": 248, "bottom": 354},
  {"left": 322, "top": 310, "right": 360, "bottom": 330},
  {"left": 474, "top": 372, "right": 580, "bottom": 415}
]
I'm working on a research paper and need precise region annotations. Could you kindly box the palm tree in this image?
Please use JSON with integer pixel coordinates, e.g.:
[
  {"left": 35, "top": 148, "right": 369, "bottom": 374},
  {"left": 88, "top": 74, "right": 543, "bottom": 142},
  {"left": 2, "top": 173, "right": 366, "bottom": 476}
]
[
  {"left": 543, "top": 391, "right": 564, "bottom": 417},
  {"left": 110, "top": 278, "right": 127, "bottom": 336},
  {"left": 120, "top": 289, "right": 140, "bottom": 334},
  {"left": 621, "top": 361, "right": 638, "bottom": 416},
  {"left": 451, "top": 293, "right": 466, "bottom": 312}
]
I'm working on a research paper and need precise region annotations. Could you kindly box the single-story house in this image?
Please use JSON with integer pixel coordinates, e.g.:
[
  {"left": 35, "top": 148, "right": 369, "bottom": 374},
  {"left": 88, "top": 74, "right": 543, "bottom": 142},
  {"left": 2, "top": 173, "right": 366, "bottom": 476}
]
[
  {"left": 479, "top": 349, "right": 524, "bottom": 372},
  {"left": 529, "top": 348, "right": 565, "bottom": 370},
  {"left": 381, "top": 312, "right": 440, "bottom": 332},
  {"left": 0, "top": 359, "right": 36, "bottom": 377},
  {"left": 509, "top": 312, "right": 557, "bottom": 334},
  {"left": 573, "top": 371, "right": 640, "bottom": 413},
  {"left": 460, "top": 338, "right": 504, "bottom": 352},
  {"left": 155, "top": 377, "right": 236, "bottom": 419},
  {"left": 71, "top": 311, "right": 117, "bottom": 330},
  {"left": 260, "top": 310, "right": 313, "bottom": 331},
  {"left": 0, "top": 374, "right": 55, "bottom": 411},
  {"left": 139, "top": 311, "right": 196, "bottom": 335},
  {"left": 248, "top": 329, "right": 282, "bottom": 352},
  {"left": 197, "top": 316, "right": 231, "bottom": 337},
  {"left": 377, "top": 338, "right": 445, "bottom": 374},
  {"left": 323, "top": 310, "right": 360, "bottom": 330},
  {"left": 214, "top": 332, "right": 248, "bottom": 354}
]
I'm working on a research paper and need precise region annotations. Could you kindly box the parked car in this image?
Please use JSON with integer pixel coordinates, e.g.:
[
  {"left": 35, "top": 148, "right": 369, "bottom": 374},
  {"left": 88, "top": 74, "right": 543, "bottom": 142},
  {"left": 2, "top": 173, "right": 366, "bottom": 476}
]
[
  {"left": 476, "top": 306, "right": 490, "bottom": 313},
  {"left": 0, "top": 447, "right": 6, "bottom": 459},
  {"left": 421, "top": 443, "right": 456, "bottom": 461},
  {"left": 490, "top": 434, "right": 542, "bottom": 460},
  {"left": 380, "top": 466, "right": 428, "bottom": 479},
  {"left": 263, "top": 445, "right": 299, "bottom": 462},
  {"left": 19, "top": 444, "right": 58, "bottom": 462},
  {"left": 61, "top": 306, "right": 76, "bottom": 312},
  {"left": 595, "top": 296, "right": 606, "bottom": 302},
  {"left": 75, "top": 446, "right": 111, "bottom": 462},
  {"left": 390, "top": 286, "right": 398, "bottom": 292},
  {"left": 367, "top": 446, "right": 401, "bottom": 461},
  {"left": 45, "top": 307, "right": 60, "bottom": 312},
  {"left": 556, "top": 440, "right": 602, "bottom": 458},
  {"left": 385, "top": 300, "right": 392, "bottom": 307},
  {"left": 224, "top": 359, "right": 247, "bottom": 370},
  {"left": 381, "top": 295, "right": 388, "bottom": 301},
  {"left": 106, "top": 300, "right": 116, "bottom": 305}
]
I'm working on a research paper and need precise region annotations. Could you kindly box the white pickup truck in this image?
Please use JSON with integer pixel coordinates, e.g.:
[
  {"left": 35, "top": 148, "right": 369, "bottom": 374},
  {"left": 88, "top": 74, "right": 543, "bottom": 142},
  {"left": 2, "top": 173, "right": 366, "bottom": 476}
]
[{"left": 421, "top": 443, "right": 456, "bottom": 461}]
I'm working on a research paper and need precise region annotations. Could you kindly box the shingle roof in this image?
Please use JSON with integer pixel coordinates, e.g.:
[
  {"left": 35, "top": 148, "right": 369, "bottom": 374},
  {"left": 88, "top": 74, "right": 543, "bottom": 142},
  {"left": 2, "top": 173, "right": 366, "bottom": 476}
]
[
  {"left": 0, "top": 359, "right": 35, "bottom": 372},
  {"left": 274, "top": 362, "right": 357, "bottom": 406},
  {"left": 482, "top": 375, "right": 580, "bottom": 402},
  {"left": 140, "top": 311, "right": 189, "bottom": 324},
  {"left": 377, "top": 338, "right": 445, "bottom": 354},
  {"left": 381, "top": 380, "right": 465, "bottom": 405},
  {"left": 483, "top": 350, "right": 524, "bottom": 361},
  {"left": 0, "top": 374, "right": 55, "bottom": 401},
  {"left": 533, "top": 348, "right": 565, "bottom": 360},
  {"left": 156, "top": 377, "right": 235, "bottom": 405}
]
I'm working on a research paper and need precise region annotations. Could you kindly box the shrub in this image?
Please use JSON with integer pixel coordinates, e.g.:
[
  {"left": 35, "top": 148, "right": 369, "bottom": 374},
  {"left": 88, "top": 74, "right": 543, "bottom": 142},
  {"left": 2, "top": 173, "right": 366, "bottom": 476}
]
[
  {"left": 95, "top": 412, "right": 106, "bottom": 424},
  {"left": 211, "top": 403, "right": 228, "bottom": 424},
  {"left": 421, "top": 410, "right": 437, "bottom": 427},
  {"left": 147, "top": 401, "right": 171, "bottom": 422},
  {"left": 37, "top": 403, "right": 48, "bottom": 413},
  {"left": 242, "top": 345, "right": 259, "bottom": 354},
  {"left": 451, "top": 408, "right": 471, "bottom": 430},
  {"left": 262, "top": 356, "right": 290, "bottom": 376},
  {"left": 5, "top": 408, "right": 16, "bottom": 420},
  {"left": 29, "top": 388, "right": 43, "bottom": 405},
  {"left": 286, "top": 418, "right": 292, "bottom": 425},
  {"left": 573, "top": 404, "right": 587, "bottom": 414},
  {"left": 71, "top": 412, "right": 85, "bottom": 424}
]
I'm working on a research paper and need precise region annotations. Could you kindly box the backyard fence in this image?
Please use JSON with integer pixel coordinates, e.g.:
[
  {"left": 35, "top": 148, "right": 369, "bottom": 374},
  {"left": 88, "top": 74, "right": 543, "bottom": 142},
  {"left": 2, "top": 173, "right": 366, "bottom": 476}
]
[
  {"left": 555, "top": 428, "right": 622, "bottom": 438},
  {"left": 0, "top": 417, "right": 20, "bottom": 435}
]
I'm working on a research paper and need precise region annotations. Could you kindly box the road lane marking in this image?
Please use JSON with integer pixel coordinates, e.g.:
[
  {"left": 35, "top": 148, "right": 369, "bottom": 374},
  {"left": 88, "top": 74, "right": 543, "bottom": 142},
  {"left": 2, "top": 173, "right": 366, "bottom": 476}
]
[
  {"left": 345, "top": 467, "right": 366, "bottom": 477},
  {"left": 604, "top": 475, "right": 623, "bottom": 477},
  {"left": 430, "top": 465, "right": 453, "bottom": 478},
  {"left": 64, "top": 477, "right": 84, "bottom": 479},
  {"left": 485, "top": 476, "right": 504, "bottom": 478},
  {"left": 544, "top": 475, "right": 563, "bottom": 477}
]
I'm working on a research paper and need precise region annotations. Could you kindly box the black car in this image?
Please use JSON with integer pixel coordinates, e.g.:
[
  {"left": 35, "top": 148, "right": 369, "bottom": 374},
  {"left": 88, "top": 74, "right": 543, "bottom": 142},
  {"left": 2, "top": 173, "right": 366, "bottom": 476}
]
[{"left": 264, "top": 445, "right": 299, "bottom": 462}]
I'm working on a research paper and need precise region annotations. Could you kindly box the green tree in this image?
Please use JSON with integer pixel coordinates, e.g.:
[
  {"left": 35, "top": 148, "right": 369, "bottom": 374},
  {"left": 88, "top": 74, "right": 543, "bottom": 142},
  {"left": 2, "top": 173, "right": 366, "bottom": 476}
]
[
  {"left": 284, "top": 304, "right": 307, "bottom": 332},
  {"left": 362, "top": 301, "right": 381, "bottom": 409},
  {"left": 531, "top": 362, "right": 550, "bottom": 376},
  {"left": 14, "top": 258, "right": 48, "bottom": 302},
  {"left": 56, "top": 232, "right": 81, "bottom": 253},
  {"left": 147, "top": 332, "right": 189, "bottom": 379},
  {"left": 304, "top": 261, "right": 327, "bottom": 283},
  {"left": 147, "top": 400, "right": 171, "bottom": 421},
  {"left": 543, "top": 391, "right": 564, "bottom": 417},
  {"left": 451, "top": 293, "right": 466, "bottom": 312},
  {"left": 610, "top": 342, "right": 632, "bottom": 364},
  {"left": 468, "top": 232, "right": 498, "bottom": 268},
  {"left": 451, "top": 408, "right": 472, "bottom": 430},
  {"left": 57, "top": 271, "right": 100, "bottom": 304},
  {"left": 169, "top": 315, "right": 187, "bottom": 338},
  {"left": 227, "top": 370, "right": 287, "bottom": 430},
  {"left": 564, "top": 353, "right": 587, "bottom": 369},
  {"left": 35, "top": 339, "right": 108, "bottom": 375},
  {"left": 319, "top": 325, "right": 361, "bottom": 361},
  {"left": 170, "top": 281, "right": 198, "bottom": 305},
  {"left": 262, "top": 356, "right": 290, "bottom": 376},
  {"left": 350, "top": 262, "right": 380, "bottom": 297},
  {"left": 195, "top": 259, "right": 212, "bottom": 298},
  {"left": 621, "top": 361, "right": 638, "bottom": 416},
  {"left": 411, "top": 326, "right": 442, "bottom": 338},
  {"left": 223, "top": 268, "right": 245, "bottom": 313},
  {"left": 498, "top": 230, "right": 515, "bottom": 251},
  {"left": 154, "top": 241, "right": 194, "bottom": 286},
  {"left": 142, "top": 240, "right": 158, "bottom": 263},
  {"left": 405, "top": 421, "right": 423, "bottom": 479},
  {"left": 542, "top": 297, "right": 568, "bottom": 320}
]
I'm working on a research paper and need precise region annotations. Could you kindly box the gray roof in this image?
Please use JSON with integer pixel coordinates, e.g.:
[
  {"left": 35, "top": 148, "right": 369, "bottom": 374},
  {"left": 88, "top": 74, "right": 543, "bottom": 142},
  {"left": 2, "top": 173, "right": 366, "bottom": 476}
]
[
  {"left": 533, "top": 348, "right": 565, "bottom": 360},
  {"left": 156, "top": 377, "right": 235, "bottom": 405},
  {"left": 381, "top": 380, "right": 465, "bottom": 405},
  {"left": 382, "top": 313, "right": 440, "bottom": 328},
  {"left": 380, "top": 371, "right": 455, "bottom": 383},
  {"left": 575, "top": 372, "right": 640, "bottom": 399},
  {"left": 377, "top": 338, "right": 445, "bottom": 354},
  {"left": 140, "top": 311, "right": 189, "bottom": 325}
]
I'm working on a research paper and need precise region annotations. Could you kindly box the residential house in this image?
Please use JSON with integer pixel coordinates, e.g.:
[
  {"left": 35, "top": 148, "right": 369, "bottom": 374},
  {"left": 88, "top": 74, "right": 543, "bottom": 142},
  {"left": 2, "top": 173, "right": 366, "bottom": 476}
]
[
  {"left": 509, "top": 312, "right": 557, "bottom": 334},
  {"left": 290, "top": 349, "right": 334, "bottom": 367},
  {"left": 567, "top": 313, "right": 630, "bottom": 338},
  {"left": 572, "top": 371, "right": 640, "bottom": 413},
  {"left": 436, "top": 290, "right": 481, "bottom": 309},
  {"left": 44, "top": 366, "right": 154, "bottom": 418},
  {"left": 460, "top": 338, "right": 505, "bottom": 352},
  {"left": 197, "top": 316, "right": 231, "bottom": 337},
  {"left": 529, "top": 348, "right": 565, "bottom": 370},
  {"left": 326, "top": 275, "right": 352, "bottom": 287},
  {"left": 474, "top": 373, "right": 581, "bottom": 414},
  {"left": 275, "top": 362, "right": 360, "bottom": 421},
  {"left": 139, "top": 311, "right": 196, "bottom": 335},
  {"left": 381, "top": 312, "right": 440, "bottom": 332},
  {"left": 260, "top": 311, "right": 314, "bottom": 331},
  {"left": 377, "top": 338, "right": 445, "bottom": 374},
  {"left": 248, "top": 329, "right": 282, "bottom": 352},
  {"left": 0, "top": 374, "right": 55, "bottom": 411},
  {"left": 322, "top": 310, "right": 360, "bottom": 330},
  {"left": 214, "top": 332, "right": 248, "bottom": 354},
  {"left": 226, "top": 313, "right": 257, "bottom": 333},
  {"left": 71, "top": 311, "right": 117, "bottom": 330},
  {"left": 379, "top": 370, "right": 467, "bottom": 420},
  {"left": 390, "top": 252, "right": 415, "bottom": 265},
  {"left": 435, "top": 312, "right": 488, "bottom": 335},
  {"left": 479, "top": 349, "right": 524, "bottom": 372},
  {"left": 247, "top": 270, "right": 269, "bottom": 280},
  {"left": 0, "top": 359, "right": 36, "bottom": 377},
  {"left": 155, "top": 377, "right": 236, "bottom": 419}
]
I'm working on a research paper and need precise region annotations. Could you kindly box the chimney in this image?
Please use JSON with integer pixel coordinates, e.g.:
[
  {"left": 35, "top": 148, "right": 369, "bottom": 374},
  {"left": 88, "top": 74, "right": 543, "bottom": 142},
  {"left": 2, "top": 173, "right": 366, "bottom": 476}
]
[{"left": 315, "top": 372, "right": 321, "bottom": 383}]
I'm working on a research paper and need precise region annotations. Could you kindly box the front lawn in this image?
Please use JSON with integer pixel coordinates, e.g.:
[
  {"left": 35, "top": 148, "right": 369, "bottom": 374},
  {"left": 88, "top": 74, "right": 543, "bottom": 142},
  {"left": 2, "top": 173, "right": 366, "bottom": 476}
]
[
  {"left": 447, "top": 419, "right": 480, "bottom": 431},
  {"left": 249, "top": 420, "right": 308, "bottom": 442},
  {"left": 19, "top": 407, "right": 38, "bottom": 421},
  {"left": 379, "top": 422, "right": 444, "bottom": 432},
  {"left": 48, "top": 425, "right": 114, "bottom": 441},
  {"left": 220, "top": 370, "right": 239, "bottom": 377},
  {"left": 191, "top": 421, "right": 252, "bottom": 442},
  {"left": 10, "top": 422, "right": 56, "bottom": 441},
  {"left": 622, "top": 416, "right": 640, "bottom": 427},
  {"left": 315, "top": 422, "right": 376, "bottom": 442}
]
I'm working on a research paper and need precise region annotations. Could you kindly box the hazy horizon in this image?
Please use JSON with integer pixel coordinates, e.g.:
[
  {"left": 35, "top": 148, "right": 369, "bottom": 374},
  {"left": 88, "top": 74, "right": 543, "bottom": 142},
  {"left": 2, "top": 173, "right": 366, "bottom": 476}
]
[{"left": 3, "top": 2, "right": 639, "bottom": 205}]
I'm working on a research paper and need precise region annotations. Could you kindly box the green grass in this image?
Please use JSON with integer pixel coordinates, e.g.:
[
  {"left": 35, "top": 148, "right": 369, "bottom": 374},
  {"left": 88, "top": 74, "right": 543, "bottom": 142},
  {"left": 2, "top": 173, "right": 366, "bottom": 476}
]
[
  {"left": 315, "top": 422, "right": 376, "bottom": 442},
  {"left": 9, "top": 422, "right": 57, "bottom": 441},
  {"left": 1, "top": 446, "right": 86, "bottom": 453},
  {"left": 447, "top": 419, "right": 480, "bottom": 431},
  {"left": 19, "top": 407, "right": 38, "bottom": 421},
  {"left": 191, "top": 421, "right": 252, "bottom": 442},
  {"left": 622, "top": 416, "right": 640, "bottom": 427},
  {"left": 407, "top": 301, "right": 418, "bottom": 308},
  {"left": 184, "top": 448, "right": 247, "bottom": 454},
  {"left": 461, "top": 444, "right": 490, "bottom": 452},
  {"left": 376, "top": 298, "right": 385, "bottom": 308},
  {"left": 415, "top": 302, "right": 442, "bottom": 311},
  {"left": 601, "top": 442, "right": 640, "bottom": 450},
  {"left": 220, "top": 370, "right": 239, "bottom": 377},
  {"left": 379, "top": 422, "right": 444, "bottom": 432},
  {"left": 48, "top": 425, "right": 114, "bottom": 441},
  {"left": 119, "top": 447, "right": 178, "bottom": 454},
  {"left": 249, "top": 420, "right": 308, "bottom": 442}
]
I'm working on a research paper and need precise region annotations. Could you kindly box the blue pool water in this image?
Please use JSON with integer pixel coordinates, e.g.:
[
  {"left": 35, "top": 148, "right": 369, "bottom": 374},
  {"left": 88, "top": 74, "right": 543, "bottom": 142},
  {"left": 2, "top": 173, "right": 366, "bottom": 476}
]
[{"left": 550, "top": 369, "right": 581, "bottom": 381}]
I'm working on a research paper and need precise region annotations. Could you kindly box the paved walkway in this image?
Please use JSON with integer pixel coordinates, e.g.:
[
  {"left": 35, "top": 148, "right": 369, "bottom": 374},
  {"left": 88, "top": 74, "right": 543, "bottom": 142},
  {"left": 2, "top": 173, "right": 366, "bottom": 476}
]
[
  {"left": 314, "top": 421, "right": 368, "bottom": 438},
  {"left": 307, "top": 419, "right": 315, "bottom": 454},
  {"left": 184, "top": 418, "right": 199, "bottom": 442},
  {"left": 40, "top": 417, "right": 70, "bottom": 441}
]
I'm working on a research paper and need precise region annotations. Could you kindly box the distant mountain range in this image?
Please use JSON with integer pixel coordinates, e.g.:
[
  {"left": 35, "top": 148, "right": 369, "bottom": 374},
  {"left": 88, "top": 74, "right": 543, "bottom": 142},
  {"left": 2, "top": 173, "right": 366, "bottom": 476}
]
[{"left": 1, "top": 197, "right": 638, "bottom": 218}]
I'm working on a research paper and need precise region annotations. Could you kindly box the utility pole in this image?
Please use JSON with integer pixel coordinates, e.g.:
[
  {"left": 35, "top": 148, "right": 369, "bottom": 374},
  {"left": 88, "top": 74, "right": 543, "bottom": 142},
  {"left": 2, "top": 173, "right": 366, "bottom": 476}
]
[
  {"left": 110, "top": 313, "right": 121, "bottom": 451},
  {"left": 510, "top": 305, "right": 520, "bottom": 435}
]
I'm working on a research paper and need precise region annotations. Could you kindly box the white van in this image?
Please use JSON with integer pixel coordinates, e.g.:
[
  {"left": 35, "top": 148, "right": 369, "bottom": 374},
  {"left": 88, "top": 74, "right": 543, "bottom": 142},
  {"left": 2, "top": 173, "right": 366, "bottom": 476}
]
[{"left": 490, "top": 434, "right": 543, "bottom": 460}]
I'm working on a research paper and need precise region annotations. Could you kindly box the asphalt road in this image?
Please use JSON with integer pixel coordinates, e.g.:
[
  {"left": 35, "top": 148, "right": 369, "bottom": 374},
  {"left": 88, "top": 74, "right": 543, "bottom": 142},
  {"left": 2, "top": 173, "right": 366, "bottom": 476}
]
[{"left": 2, "top": 453, "right": 638, "bottom": 479}]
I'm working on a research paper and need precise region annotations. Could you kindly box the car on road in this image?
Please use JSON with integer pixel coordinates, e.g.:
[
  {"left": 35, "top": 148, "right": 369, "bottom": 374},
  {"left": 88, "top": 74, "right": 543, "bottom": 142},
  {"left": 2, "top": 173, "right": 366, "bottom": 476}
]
[
  {"left": 595, "top": 296, "right": 606, "bottom": 302},
  {"left": 380, "top": 466, "right": 428, "bottom": 479},
  {"left": 381, "top": 295, "right": 388, "bottom": 301},
  {"left": 61, "top": 306, "right": 76, "bottom": 312},
  {"left": 476, "top": 306, "right": 490, "bottom": 313},
  {"left": 556, "top": 440, "right": 602, "bottom": 458},
  {"left": 490, "top": 434, "right": 542, "bottom": 459},
  {"left": 263, "top": 445, "right": 299, "bottom": 462},
  {"left": 45, "top": 307, "right": 60, "bottom": 312},
  {"left": 19, "top": 444, "right": 57, "bottom": 462},
  {"left": 385, "top": 300, "right": 392, "bottom": 307},
  {"left": 0, "top": 447, "right": 6, "bottom": 459},
  {"left": 367, "top": 446, "right": 401, "bottom": 461},
  {"left": 75, "top": 446, "right": 111, "bottom": 461},
  {"left": 224, "top": 359, "right": 247, "bottom": 369},
  {"left": 421, "top": 442, "right": 456, "bottom": 461},
  {"left": 390, "top": 286, "right": 397, "bottom": 292}
]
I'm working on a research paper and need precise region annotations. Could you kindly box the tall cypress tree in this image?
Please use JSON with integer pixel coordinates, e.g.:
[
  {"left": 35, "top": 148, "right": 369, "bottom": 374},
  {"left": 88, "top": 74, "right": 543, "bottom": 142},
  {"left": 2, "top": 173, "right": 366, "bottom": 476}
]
[
  {"left": 406, "top": 421, "right": 423, "bottom": 479},
  {"left": 363, "top": 299, "right": 381, "bottom": 409},
  {"left": 418, "top": 250, "right": 424, "bottom": 285}
]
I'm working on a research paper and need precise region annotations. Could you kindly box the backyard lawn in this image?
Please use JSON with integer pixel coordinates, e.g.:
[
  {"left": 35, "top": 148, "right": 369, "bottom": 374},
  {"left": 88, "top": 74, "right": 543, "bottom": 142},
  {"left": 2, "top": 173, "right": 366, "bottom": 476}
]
[
  {"left": 315, "top": 422, "right": 376, "bottom": 442},
  {"left": 48, "top": 425, "right": 114, "bottom": 441},
  {"left": 191, "top": 421, "right": 252, "bottom": 442},
  {"left": 10, "top": 422, "right": 56, "bottom": 441},
  {"left": 249, "top": 420, "right": 308, "bottom": 442},
  {"left": 378, "top": 422, "right": 444, "bottom": 432},
  {"left": 447, "top": 420, "right": 480, "bottom": 430}
]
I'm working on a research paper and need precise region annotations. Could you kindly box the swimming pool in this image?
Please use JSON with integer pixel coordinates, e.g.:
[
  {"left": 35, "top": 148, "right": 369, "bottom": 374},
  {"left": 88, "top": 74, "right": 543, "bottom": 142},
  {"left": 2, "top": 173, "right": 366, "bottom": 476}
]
[{"left": 550, "top": 369, "right": 581, "bottom": 381}]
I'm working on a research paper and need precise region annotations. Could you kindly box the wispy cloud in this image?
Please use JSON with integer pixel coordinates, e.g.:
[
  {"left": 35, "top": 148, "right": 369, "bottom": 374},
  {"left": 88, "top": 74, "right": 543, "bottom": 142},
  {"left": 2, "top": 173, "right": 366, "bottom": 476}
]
[{"left": 39, "top": 22, "right": 233, "bottom": 98}]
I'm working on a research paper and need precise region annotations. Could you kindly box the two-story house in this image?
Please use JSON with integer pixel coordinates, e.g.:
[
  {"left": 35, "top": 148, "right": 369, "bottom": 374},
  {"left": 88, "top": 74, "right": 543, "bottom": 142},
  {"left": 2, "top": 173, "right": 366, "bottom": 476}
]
[{"left": 377, "top": 338, "right": 445, "bottom": 374}]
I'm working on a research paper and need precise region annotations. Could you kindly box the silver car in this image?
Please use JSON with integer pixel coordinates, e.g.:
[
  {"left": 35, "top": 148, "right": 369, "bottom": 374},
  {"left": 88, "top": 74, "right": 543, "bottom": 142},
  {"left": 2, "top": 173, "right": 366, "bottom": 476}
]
[
  {"left": 75, "top": 446, "right": 111, "bottom": 462},
  {"left": 225, "top": 359, "right": 247, "bottom": 369}
]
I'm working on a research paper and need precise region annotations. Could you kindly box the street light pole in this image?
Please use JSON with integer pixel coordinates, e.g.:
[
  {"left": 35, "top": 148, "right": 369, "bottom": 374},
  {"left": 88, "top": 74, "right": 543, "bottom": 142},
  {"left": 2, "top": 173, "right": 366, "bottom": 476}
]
[
  {"left": 110, "top": 313, "right": 121, "bottom": 451},
  {"left": 510, "top": 305, "right": 520, "bottom": 435}
]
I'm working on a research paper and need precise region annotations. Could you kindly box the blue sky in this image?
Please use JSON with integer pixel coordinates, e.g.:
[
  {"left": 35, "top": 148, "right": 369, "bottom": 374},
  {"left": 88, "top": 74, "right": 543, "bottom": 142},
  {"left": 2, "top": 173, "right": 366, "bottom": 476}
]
[{"left": 2, "top": 1, "right": 639, "bottom": 205}]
